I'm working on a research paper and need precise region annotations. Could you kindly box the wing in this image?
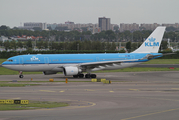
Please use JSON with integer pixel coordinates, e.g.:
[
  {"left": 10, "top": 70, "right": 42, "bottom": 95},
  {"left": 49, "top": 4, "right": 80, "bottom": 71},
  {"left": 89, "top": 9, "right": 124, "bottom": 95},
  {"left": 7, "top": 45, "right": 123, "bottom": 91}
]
[{"left": 79, "top": 59, "right": 139, "bottom": 70}]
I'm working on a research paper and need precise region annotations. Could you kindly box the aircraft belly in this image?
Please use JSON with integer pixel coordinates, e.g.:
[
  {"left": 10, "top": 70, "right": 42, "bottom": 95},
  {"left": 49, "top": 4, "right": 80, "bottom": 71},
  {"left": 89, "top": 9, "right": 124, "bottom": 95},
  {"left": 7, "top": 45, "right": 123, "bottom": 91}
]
[{"left": 3, "top": 64, "right": 54, "bottom": 72}]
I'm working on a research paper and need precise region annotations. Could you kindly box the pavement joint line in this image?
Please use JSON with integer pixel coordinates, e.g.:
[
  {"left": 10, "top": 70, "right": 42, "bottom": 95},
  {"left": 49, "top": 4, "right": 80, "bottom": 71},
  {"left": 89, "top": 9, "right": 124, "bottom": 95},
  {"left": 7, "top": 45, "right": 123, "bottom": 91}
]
[
  {"left": 85, "top": 89, "right": 95, "bottom": 91},
  {"left": 121, "top": 108, "right": 179, "bottom": 120},
  {"left": 129, "top": 89, "right": 139, "bottom": 91},
  {"left": 59, "top": 91, "right": 65, "bottom": 92},
  {"left": 39, "top": 90, "right": 56, "bottom": 92},
  {"left": 127, "top": 96, "right": 179, "bottom": 102},
  {"left": 171, "top": 88, "right": 179, "bottom": 90}
]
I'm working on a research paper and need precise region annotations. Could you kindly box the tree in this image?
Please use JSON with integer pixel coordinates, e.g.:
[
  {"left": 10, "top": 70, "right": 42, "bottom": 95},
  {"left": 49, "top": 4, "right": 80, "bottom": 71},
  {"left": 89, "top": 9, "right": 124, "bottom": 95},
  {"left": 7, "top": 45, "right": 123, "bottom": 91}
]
[
  {"left": 0, "top": 25, "right": 9, "bottom": 30},
  {"left": 43, "top": 41, "right": 48, "bottom": 49},
  {"left": 166, "top": 26, "right": 177, "bottom": 32},
  {"left": 0, "top": 41, "right": 3, "bottom": 46},
  {"left": 131, "top": 42, "right": 138, "bottom": 51},
  {"left": 26, "top": 40, "right": 32, "bottom": 49},
  {"left": 81, "top": 27, "right": 88, "bottom": 32},
  {"left": 33, "top": 27, "right": 42, "bottom": 31},
  {"left": 105, "top": 30, "right": 116, "bottom": 41},
  {"left": 17, "top": 41, "right": 23, "bottom": 48},
  {"left": 113, "top": 26, "right": 119, "bottom": 33},
  {"left": 126, "top": 41, "right": 131, "bottom": 52},
  {"left": 4, "top": 41, "right": 10, "bottom": 50},
  {"left": 10, "top": 40, "right": 17, "bottom": 50},
  {"left": 161, "top": 41, "right": 168, "bottom": 50},
  {"left": 37, "top": 41, "right": 44, "bottom": 49}
]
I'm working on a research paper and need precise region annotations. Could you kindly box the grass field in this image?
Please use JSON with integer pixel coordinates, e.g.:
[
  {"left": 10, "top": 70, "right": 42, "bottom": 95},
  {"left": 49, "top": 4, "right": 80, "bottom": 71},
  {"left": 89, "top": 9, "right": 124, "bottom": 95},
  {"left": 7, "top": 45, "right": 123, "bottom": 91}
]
[
  {"left": 0, "top": 83, "right": 40, "bottom": 87},
  {"left": 0, "top": 59, "right": 6, "bottom": 64},
  {"left": 142, "top": 59, "right": 179, "bottom": 64},
  {"left": 0, "top": 101, "right": 68, "bottom": 111}
]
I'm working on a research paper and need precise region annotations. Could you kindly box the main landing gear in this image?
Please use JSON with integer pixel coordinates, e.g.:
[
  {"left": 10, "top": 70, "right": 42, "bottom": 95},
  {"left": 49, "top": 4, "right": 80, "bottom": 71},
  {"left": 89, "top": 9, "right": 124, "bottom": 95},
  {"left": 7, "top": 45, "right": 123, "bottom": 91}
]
[
  {"left": 73, "top": 74, "right": 96, "bottom": 78},
  {"left": 19, "top": 71, "right": 23, "bottom": 78}
]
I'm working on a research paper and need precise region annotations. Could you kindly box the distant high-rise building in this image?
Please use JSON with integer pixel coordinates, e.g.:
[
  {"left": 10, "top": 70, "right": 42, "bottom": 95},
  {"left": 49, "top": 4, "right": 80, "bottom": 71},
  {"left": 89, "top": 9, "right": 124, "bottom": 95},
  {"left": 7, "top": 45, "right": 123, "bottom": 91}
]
[
  {"left": 120, "top": 23, "right": 139, "bottom": 32},
  {"left": 98, "top": 17, "right": 111, "bottom": 31},
  {"left": 140, "top": 23, "right": 160, "bottom": 30},
  {"left": 24, "top": 22, "right": 47, "bottom": 30},
  {"left": 162, "top": 23, "right": 179, "bottom": 28}
]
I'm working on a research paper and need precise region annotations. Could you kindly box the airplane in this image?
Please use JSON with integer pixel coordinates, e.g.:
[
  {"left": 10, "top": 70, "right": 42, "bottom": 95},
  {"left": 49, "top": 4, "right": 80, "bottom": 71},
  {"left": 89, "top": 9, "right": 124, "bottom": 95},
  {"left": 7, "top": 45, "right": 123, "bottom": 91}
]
[{"left": 2, "top": 26, "right": 167, "bottom": 78}]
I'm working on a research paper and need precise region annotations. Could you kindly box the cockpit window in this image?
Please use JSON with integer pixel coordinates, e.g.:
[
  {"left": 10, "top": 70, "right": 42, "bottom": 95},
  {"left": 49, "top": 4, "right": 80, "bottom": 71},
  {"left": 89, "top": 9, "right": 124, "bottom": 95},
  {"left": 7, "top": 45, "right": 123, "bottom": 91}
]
[{"left": 7, "top": 59, "right": 13, "bottom": 62}]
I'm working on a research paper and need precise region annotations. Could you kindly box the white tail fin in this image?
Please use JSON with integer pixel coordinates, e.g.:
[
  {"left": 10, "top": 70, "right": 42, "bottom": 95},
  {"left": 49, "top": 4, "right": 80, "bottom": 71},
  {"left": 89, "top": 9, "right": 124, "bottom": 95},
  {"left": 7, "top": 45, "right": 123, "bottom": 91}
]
[{"left": 132, "top": 26, "right": 166, "bottom": 53}]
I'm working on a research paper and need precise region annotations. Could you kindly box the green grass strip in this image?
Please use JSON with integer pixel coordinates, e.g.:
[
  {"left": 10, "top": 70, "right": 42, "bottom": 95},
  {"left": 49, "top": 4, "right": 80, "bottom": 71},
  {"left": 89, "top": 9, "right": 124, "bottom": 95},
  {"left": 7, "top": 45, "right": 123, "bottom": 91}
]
[
  {"left": 0, "top": 84, "right": 40, "bottom": 87},
  {"left": 0, "top": 101, "right": 68, "bottom": 111},
  {"left": 142, "top": 59, "right": 179, "bottom": 64}
]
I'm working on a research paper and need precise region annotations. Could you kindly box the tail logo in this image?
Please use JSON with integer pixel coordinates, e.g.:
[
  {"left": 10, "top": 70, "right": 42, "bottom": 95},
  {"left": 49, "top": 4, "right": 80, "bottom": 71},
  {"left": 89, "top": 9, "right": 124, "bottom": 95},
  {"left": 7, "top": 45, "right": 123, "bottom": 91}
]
[{"left": 145, "top": 37, "right": 159, "bottom": 47}]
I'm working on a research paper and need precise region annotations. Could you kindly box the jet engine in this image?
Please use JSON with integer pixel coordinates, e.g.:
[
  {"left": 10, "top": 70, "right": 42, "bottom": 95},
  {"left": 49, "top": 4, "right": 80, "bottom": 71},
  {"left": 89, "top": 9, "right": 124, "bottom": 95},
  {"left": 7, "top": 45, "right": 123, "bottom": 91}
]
[{"left": 63, "top": 66, "right": 82, "bottom": 76}]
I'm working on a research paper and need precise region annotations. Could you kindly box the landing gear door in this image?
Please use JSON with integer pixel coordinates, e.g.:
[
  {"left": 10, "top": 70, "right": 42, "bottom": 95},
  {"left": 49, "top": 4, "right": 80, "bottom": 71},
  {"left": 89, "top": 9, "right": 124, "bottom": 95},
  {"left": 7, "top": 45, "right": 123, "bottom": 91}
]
[
  {"left": 131, "top": 55, "right": 135, "bottom": 60},
  {"left": 44, "top": 57, "right": 49, "bottom": 64},
  {"left": 19, "top": 57, "right": 23, "bottom": 64},
  {"left": 96, "top": 57, "right": 100, "bottom": 62}
]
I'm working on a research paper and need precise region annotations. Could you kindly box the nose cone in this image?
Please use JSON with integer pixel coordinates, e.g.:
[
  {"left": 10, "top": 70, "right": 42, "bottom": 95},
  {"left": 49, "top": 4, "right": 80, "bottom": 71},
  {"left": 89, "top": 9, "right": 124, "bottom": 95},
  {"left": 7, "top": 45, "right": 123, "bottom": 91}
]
[
  {"left": 1, "top": 60, "right": 10, "bottom": 68},
  {"left": 1, "top": 61, "right": 6, "bottom": 67}
]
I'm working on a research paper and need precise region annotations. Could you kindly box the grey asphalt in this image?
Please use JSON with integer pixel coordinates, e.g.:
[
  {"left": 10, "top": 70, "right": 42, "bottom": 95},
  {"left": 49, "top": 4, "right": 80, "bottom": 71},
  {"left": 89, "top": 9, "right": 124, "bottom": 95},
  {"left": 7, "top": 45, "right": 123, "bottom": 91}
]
[{"left": 0, "top": 71, "right": 179, "bottom": 120}]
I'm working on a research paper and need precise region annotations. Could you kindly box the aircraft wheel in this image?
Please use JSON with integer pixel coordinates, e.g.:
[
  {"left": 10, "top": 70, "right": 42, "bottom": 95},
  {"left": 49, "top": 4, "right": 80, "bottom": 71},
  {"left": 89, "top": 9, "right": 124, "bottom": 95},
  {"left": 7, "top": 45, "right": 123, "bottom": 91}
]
[
  {"left": 79, "top": 74, "right": 84, "bottom": 78},
  {"left": 91, "top": 74, "right": 96, "bottom": 78},
  {"left": 73, "top": 75, "right": 78, "bottom": 78},
  {"left": 19, "top": 75, "right": 23, "bottom": 78},
  {"left": 85, "top": 74, "right": 91, "bottom": 78}
]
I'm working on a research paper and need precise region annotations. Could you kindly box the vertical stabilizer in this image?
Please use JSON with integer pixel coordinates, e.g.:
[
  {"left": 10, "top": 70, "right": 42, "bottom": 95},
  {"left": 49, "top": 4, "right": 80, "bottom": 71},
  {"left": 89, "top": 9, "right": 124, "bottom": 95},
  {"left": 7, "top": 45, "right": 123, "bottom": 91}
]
[{"left": 132, "top": 26, "right": 166, "bottom": 53}]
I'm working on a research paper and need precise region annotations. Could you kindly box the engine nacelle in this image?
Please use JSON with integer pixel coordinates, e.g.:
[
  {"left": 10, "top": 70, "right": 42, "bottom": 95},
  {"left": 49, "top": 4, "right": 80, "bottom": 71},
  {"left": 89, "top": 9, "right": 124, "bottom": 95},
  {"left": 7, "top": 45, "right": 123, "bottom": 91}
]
[
  {"left": 43, "top": 71, "right": 57, "bottom": 75},
  {"left": 63, "top": 66, "right": 81, "bottom": 76}
]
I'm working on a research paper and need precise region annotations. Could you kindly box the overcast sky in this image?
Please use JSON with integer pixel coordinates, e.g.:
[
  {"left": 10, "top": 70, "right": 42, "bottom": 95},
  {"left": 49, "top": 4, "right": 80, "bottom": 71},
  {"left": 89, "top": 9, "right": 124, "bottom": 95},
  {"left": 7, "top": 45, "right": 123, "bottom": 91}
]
[{"left": 0, "top": 0, "right": 179, "bottom": 28}]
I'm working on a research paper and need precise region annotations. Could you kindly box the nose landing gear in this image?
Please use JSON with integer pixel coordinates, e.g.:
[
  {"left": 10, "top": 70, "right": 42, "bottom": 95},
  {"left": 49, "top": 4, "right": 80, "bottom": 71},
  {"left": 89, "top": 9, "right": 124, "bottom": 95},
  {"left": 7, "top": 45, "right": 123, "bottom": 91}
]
[{"left": 19, "top": 71, "right": 23, "bottom": 78}]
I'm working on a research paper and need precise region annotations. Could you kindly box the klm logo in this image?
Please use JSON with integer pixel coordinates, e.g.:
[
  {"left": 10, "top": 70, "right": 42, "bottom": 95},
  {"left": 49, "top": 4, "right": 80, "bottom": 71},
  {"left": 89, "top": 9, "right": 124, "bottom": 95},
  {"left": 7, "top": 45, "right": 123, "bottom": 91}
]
[
  {"left": 31, "top": 56, "right": 39, "bottom": 61},
  {"left": 145, "top": 37, "right": 159, "bottom": 47}
]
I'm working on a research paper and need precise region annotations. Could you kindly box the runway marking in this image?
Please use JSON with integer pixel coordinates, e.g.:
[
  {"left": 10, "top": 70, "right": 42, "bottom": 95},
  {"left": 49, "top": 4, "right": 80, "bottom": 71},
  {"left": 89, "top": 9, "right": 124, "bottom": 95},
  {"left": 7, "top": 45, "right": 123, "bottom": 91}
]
[
  {"left": 129, "top": 89, "right": 139, "bottom": 91},
  {"left": 11, "top": 98, "right": 21, "bottom": 99},
  {"left": 40, "top": 90, "right": 56, "bottom": 92},
  {"left": 126, "top": 96, "right": 179, "bottom": 102},
  {"left": 121, "top": 108, "right": 179, "bottom": 120},
  {"left": 32, "top": 98, "right": 96, "bottom": 111},
  {"left": 85, "top": 89, "right": 95, "bottom": 91},
  {"left": 109, "top": 91, "right": 114, "bottom": 92},
  {"left": 59, "top": 91, "right": 65, "bottom": 92}
]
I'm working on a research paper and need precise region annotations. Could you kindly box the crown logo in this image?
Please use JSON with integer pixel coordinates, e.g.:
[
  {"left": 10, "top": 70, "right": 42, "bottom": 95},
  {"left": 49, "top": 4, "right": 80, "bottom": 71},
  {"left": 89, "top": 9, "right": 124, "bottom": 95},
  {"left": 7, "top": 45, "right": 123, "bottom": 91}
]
[{"left": 148, "top": 37, "right": 156, "bottom": 42}]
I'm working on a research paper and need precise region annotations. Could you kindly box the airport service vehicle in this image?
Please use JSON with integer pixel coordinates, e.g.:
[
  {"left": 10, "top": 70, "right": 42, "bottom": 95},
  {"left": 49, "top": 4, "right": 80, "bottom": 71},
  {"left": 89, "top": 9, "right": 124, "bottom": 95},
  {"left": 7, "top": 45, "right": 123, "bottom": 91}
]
[{"left": 2, "top": 27, "right": 166, "bottom": 78}]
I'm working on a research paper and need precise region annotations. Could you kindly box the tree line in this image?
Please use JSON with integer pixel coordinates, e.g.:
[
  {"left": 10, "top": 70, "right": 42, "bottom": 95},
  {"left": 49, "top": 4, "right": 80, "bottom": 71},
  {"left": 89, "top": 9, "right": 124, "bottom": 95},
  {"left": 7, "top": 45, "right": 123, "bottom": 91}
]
[{"left": 1, "top": 25, "right": 179, "bottom": 42}]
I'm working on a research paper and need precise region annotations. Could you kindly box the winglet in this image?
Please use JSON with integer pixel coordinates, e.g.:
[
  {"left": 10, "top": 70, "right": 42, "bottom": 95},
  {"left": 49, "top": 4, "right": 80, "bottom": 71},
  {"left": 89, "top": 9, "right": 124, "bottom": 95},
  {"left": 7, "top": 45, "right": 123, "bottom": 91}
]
[{"left": 132, "top": 26, "right": 166, "bottom": 53}]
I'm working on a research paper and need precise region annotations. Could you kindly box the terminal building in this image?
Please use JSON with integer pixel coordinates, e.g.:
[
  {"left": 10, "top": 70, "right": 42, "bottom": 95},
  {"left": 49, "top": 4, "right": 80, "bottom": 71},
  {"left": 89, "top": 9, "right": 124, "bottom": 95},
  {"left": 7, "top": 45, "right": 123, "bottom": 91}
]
[{"left": 24, "top": 22, "right": 47, "bottom": 30}]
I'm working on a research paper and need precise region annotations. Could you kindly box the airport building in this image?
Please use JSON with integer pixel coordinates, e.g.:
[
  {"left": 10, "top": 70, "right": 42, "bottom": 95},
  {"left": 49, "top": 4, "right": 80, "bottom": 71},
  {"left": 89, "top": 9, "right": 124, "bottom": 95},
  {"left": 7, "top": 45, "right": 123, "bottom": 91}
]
[{"left": 24, "top": 22, "right": 47, "bottom": 30}]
